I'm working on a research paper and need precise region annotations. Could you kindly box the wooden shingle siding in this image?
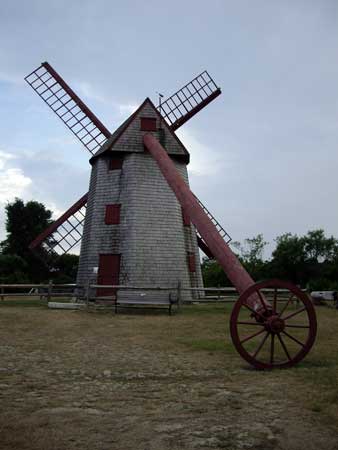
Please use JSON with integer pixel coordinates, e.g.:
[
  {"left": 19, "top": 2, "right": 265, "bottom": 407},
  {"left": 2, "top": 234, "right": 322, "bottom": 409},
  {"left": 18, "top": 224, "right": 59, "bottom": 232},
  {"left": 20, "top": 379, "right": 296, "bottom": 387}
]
[{"left": 76, "top": 99, "right": 204, "bottom": 302}]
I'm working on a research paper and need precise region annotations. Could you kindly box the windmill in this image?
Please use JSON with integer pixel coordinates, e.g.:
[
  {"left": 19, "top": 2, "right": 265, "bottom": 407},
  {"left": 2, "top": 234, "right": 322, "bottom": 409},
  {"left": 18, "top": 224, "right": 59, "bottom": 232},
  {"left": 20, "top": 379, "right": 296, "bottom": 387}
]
[
  {"left": 25, "top": 62, "right": 231, "bottom": 301},
  {"left": 24, "top": 62, "right": 318, "bottom": 369}
]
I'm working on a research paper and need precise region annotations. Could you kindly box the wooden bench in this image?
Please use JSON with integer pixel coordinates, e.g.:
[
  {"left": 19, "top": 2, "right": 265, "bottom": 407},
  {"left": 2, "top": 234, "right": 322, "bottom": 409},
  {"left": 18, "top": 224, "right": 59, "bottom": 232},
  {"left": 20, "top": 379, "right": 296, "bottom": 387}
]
[{"left": 115, "top": 291, "right": 178, "bottom": 315}]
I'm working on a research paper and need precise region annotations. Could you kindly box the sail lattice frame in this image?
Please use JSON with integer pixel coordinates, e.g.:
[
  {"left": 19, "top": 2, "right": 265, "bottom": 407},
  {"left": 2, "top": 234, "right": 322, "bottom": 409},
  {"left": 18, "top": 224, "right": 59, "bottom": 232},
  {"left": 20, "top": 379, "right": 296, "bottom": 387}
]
[
  {"left": 29, "top": 194, "right": 88, "bottom": 256},
  {"left": 44, "top": 205, "right": 86, "bottom": 255},
  {"left": 159, "top": 71, "right": 221, "bottom": 131},
  {"left": 25, "top": 62, "right": 110, "bottom": 154}
]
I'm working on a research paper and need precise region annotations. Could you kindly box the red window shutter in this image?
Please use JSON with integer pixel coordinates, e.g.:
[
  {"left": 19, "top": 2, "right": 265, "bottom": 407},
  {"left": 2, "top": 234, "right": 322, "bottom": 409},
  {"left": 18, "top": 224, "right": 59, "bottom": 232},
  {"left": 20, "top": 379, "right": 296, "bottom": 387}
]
[
  {"left": 140, "top": 117, "right": 157, "bottom": 131},
  {"left": 187, "top": 252, "right": 196, "bottom": 272},
  {"left": 105, "top": 204, "right": 121, "bottom": 225},
  {"left": 181, "top": 207, "right": 190, "bottom": 226},
  {"left": 109, "top": 158, "right": 123, "bottom": 170}
]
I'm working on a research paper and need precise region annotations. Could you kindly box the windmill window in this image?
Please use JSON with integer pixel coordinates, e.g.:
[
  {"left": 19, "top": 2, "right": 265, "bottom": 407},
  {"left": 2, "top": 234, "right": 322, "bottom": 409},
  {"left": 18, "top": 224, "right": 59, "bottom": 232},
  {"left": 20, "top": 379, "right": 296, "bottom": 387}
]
[
  {"left": 105, "top": 204, "right": 121, "bottom": 225},
  {"left": 181, "top": 207, "right": 190, "bottom": 226},
  {"left": 187, "top": 252, "right": 196, "bottom": 272},
  {"left": 140, "top": 117, "right": 157, "bottom": 131},
  {"left": 109, "top": 158, "right": 123, "bottom": 170}
]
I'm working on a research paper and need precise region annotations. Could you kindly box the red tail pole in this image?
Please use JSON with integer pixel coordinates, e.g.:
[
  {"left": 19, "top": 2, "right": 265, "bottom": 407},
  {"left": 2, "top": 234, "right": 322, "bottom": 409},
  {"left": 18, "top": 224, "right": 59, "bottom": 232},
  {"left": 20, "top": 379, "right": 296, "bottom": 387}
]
[{"left": 143, "top": 133, "right": 255, "bottom": 295}]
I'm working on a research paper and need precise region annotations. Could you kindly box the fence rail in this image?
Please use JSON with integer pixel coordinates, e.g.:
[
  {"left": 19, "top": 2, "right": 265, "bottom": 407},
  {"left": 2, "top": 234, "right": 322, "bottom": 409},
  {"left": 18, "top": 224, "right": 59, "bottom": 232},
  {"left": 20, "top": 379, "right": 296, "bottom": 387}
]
[{"left": 0, "top": 282, "right": 307, "bottom": 304}]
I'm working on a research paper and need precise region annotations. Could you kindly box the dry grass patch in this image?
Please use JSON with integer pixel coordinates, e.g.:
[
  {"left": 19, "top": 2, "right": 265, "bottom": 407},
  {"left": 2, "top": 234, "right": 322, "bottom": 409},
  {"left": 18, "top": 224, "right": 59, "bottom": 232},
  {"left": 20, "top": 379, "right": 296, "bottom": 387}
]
[{"left": 0, "top": 302, "right": 337, "bottom": 450}]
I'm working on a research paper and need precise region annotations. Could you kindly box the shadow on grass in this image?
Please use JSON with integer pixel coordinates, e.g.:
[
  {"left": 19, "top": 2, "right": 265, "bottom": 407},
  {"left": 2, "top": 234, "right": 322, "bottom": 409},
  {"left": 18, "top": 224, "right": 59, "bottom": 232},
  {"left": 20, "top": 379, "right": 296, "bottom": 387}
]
[
  {"left": 180, "top": 303, "right": 231, "bottom": 316},
  {"left": 0, "top": 300, "right": 47, "bottom": 308}
]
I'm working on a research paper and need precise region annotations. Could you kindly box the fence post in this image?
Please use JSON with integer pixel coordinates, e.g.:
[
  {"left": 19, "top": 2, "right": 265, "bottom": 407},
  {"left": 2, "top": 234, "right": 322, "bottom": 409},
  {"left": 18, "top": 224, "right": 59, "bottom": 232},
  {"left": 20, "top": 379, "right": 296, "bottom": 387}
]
[
  {"left": 1, "top": 286, "right": 4, "bottom": 302},
  {"left": 85, "top": 279, "right": 90, "bottom": 306},
  {"left": 47, "top": 280, "right": 52, "bottom": 303},
  {"left": 177, "top": 280, "right": 182, "bottom": 309}
]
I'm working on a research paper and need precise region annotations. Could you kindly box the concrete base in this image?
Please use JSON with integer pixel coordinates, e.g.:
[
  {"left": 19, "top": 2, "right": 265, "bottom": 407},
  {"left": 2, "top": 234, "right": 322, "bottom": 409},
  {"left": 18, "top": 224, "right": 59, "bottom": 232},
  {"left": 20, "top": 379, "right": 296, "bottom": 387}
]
[{"left": 48, "top": 302, "right": 84, "bottom": 310}]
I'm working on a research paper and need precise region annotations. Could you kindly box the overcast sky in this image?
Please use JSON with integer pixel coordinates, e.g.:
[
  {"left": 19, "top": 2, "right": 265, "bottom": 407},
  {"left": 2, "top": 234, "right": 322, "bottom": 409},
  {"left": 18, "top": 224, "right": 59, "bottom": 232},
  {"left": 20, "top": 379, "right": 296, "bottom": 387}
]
[{"left": 0, "top": 0, "right": 338, "bottom": 257}]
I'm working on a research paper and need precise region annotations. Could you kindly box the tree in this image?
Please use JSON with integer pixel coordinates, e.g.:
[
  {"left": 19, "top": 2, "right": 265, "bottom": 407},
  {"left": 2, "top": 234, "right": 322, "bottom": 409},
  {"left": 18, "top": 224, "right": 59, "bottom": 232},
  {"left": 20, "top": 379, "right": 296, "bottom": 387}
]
[
  {"left": 1, "top": 198, "right": 53, "bottom": 255},
  {"left": 0, "top": 198, "right": 80, "bottom": 283},
  {"left": 232, "top": 234, "right": 267, "bottom": 264},
  {"left": 231, "top": 234, "right": 268, "bottom": 281},
  {"left": 0, "top": 254, "right": 29, "bottom": 283},
  {"left": 0, "top": 198, "right": 53, "bottom": 282},
  {"left": 52, "top": 254, "right": 79, "bottom": 283},
  {"left": 268, "top": 233, "right": 306, "bottom": 284},
  {"left": 268, "top": 230, "right": 338, "bottom": 289},
  {"left": 201, "top": 234, "right": 268, "bottom": 287},
  {"left": 302, "top": 230, "right": 338, "bottom": 290},
  {"left": 303, "top": 229, "right": 337, "bottom": 263},
  {"left": 201, "top": 257, "right": 229, "bottom": 287}
]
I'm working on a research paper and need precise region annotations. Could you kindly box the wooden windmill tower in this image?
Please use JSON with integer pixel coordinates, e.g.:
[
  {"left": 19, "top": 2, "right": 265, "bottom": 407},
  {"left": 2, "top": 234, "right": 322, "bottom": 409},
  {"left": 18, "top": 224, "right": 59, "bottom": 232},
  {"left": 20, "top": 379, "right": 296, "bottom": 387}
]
[{"left": 25, "top": 62, "right": 231, "bottom": 301}]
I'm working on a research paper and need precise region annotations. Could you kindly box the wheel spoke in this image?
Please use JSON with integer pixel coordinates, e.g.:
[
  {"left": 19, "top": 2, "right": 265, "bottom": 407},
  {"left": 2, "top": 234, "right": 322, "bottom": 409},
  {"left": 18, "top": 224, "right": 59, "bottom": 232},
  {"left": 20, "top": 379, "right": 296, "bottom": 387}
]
[
  {"left": 285, "top": 324, "right": 309, "bottom": 329},
  {"left": 243, "top": 303, "right": 265, "bottom": 320},
  {"left": 273, "top": 288, "right": 277, "bottom": 314},
  {"left": 281, "top": 330, "right": 305, "bottom": 348},
  {"left": 252, "top": 331, "right": 270, "bottom": 358},
  {"left": 270, "top": 333, "right": 275, "bottom": 364},
  {"left": 283, "top": 306, "right": 306, "bottom": 321},
  {"left": 278, "top": 293, "right": 294, "bottom": 317},
  {"left": 237, "top": 321, "right": 265, "bottom": 326},
  {"left": 257, "top": 289, "right": 268, "bottom": 311},
  {"left": 240, "top": 328, "right": 265, "bottom": 344},
  {"left": 277, "top": 333, "right": 291, "bottom": 361}
]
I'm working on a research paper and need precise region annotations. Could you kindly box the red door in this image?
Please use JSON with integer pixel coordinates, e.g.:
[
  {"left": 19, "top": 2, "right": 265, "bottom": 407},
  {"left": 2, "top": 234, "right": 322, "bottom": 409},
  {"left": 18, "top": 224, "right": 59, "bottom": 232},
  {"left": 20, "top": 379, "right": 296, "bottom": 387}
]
[{"left": 97, "top": 254, "right": 120, "bottom": 297}]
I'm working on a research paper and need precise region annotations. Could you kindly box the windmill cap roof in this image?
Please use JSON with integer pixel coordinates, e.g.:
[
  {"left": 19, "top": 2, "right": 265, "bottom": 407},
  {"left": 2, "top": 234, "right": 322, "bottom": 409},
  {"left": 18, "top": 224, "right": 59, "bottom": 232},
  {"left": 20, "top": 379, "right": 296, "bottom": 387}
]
[{"left": 90, "top": 97, "right": 189, "bottom": 164}]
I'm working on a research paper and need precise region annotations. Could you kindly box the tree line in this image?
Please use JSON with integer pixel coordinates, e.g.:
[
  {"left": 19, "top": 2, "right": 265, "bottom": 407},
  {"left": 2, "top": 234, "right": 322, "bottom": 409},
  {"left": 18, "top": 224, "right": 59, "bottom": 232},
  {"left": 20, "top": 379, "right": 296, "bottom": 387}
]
[
  {"left": 0, "top": 198, "right": 337, "bottom": 289},
  {"left": 202, "top": 231, "right": 338, "bottom": 290},
  {"left": 0, "top": 199, "right": 78, "bottom": 283}
]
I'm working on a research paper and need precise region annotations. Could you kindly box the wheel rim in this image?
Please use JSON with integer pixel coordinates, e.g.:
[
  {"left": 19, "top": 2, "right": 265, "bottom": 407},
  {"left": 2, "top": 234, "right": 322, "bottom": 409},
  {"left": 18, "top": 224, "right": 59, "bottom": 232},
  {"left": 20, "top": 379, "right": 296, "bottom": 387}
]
[{"left": 230, "top": 279, "right": 317, "bottom": 369}]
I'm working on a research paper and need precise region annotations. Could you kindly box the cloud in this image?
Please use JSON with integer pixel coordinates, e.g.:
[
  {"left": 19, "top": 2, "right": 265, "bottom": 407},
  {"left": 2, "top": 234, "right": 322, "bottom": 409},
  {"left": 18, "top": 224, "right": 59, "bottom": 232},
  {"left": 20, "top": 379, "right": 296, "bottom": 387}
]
[
  {"left": 0, "top": 71, "right": 23, "bottom": 85},
  {"left": 0, "top": 149, "right": 32, "bottom": 239},
  {"left": 0, "top": 149, "right": 16, "bottom": 169},
  {"left": 118, "top": 103, "right": 138, "bottom": 116},
  {"left": 74, "top": 81, "right": 109, "bottom": 105},
  {"left": 0, "top": 167, "right": 32, "bottom": 203},
  {"left": 177, "top": 128, "right": 239, "bottom": 178},
  {"left": 44, "top": 201, "right": 64, "bottom": 220},
  {"left": 0, "top": 144, "right": 89, "bottom": 241},
  {"left": 73, "top": 80, "right": 138, "bottom": 118},
  {"left": 0, "top": 149, "right": 32, "bottom": 203}
]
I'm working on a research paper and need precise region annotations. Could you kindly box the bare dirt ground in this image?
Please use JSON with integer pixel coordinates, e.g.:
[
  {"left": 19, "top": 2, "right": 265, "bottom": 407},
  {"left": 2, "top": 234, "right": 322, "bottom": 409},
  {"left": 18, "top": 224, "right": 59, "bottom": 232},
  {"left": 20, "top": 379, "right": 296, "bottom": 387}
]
[{"left": 0, "top": 303, "right": 337, "bottom": 450}]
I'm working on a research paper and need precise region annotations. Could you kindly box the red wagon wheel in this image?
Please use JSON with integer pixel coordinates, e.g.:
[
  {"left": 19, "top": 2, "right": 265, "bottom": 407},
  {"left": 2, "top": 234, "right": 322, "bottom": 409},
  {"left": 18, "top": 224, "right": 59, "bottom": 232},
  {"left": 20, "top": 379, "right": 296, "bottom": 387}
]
[{"left": 230, "top": 279, "right": 317, "bottom": 369}]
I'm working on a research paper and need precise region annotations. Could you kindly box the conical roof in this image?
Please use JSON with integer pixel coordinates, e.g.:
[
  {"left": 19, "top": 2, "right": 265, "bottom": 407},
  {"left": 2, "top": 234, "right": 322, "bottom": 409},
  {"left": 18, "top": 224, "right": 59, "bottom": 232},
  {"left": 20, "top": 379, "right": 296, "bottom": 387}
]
[{"left": 90, "top": 98, "right": 189, "bottom": 164}]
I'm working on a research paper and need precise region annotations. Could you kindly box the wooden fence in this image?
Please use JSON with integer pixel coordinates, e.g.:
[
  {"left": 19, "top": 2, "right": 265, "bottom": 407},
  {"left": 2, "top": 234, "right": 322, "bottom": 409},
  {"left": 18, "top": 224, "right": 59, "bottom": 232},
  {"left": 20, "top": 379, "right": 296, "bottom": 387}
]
[{"left": 0, "top": 282, "right": 301, "bottom": 305}]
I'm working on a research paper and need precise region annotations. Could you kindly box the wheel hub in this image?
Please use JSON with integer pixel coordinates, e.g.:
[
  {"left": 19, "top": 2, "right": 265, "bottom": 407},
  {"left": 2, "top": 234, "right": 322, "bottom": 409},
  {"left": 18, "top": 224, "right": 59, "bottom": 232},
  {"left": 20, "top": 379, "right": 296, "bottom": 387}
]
[{"left": 265, "top": 315, "right": 285, "bottom": 333}]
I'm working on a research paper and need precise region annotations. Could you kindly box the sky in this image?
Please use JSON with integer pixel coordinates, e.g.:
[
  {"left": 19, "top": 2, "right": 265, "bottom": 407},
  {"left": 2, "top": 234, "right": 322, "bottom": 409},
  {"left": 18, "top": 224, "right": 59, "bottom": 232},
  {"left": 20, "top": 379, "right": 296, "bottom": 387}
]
[{"left": 0, "top": 0, "right": 338, "bottom": 258}]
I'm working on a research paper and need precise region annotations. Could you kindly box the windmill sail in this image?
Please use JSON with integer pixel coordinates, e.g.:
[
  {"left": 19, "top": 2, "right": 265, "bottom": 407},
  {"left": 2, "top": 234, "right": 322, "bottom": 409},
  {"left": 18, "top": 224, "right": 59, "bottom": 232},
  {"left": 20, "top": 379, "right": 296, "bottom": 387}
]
[
  {"left": 193, "top": 194, "right": 231, "bottom": 258},
  {"left": 158, "top": 71, "right": 221, "bottom": 131},
  {"left": 25, "top": 62, "right": 110, "bottom": 154},
  {"left": 29, "top": 194, "right": 88, "bottom": 255}
]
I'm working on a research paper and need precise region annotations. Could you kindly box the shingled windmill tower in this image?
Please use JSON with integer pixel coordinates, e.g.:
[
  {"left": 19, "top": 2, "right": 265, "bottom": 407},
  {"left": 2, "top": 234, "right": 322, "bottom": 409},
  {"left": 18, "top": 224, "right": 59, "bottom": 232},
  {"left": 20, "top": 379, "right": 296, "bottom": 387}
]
[{"left": 25, "top": 63, "right": 231, "bottom": 301}]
